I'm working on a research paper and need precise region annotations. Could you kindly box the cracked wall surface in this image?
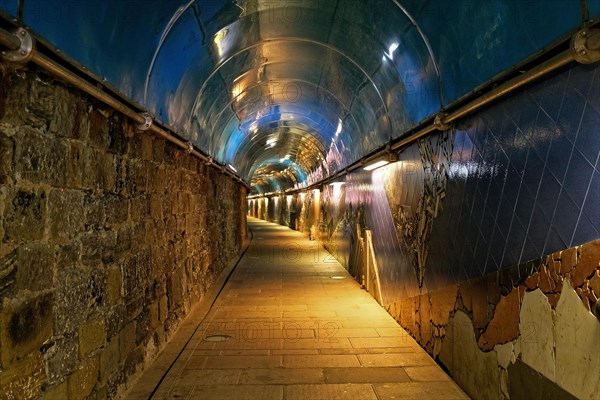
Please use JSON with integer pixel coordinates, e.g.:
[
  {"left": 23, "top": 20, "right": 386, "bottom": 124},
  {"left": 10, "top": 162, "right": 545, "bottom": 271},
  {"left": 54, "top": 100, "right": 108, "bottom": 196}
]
[
  {"left": 0, "top": 64, "right": 246, "bottom": 399},
  {"left": 391, "top": 240, "right": 600, "bottom": 400}
]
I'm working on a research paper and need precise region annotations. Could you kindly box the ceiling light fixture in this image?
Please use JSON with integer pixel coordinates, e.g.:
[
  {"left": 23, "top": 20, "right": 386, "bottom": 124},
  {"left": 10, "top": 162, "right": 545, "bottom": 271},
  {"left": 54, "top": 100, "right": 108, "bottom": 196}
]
[
  {"left": 266, "top": 137, "right": 277, "bottom": 148},
  {"left": 383, "top": 42, "right": 399, "bottom": 60}
]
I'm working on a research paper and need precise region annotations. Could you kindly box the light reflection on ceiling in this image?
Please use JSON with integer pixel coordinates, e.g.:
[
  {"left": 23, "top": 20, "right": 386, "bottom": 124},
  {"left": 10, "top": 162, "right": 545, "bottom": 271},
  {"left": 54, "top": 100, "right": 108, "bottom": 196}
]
[{"left": 2, "top": 0, "right": 589, "bottom": 194}]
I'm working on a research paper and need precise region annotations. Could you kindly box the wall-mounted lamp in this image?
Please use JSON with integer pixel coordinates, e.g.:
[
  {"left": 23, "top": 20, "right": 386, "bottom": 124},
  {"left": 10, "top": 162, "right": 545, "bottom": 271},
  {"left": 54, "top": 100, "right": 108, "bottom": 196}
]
[
  {"left": 363, "top": 160, "right": 389, "bottom": 171},
  {"left": 363, "top": 151, "right": 398, "bottom": 171}
]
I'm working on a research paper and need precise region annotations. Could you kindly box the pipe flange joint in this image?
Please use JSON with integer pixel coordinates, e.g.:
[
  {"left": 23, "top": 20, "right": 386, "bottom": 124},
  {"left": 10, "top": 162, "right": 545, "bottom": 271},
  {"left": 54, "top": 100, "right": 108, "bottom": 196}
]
[
  {"left": 185, "top": 142, "right": 194, "bottom": 154},
  {"left": 1, "top": 28, "right": 35, "bottom": 63},
  {"left": 137, "top": 113, "right": 153, "bottom": 131},
  {"left": 572, "top": 28, "right": 600, "bottom": 64},
  {"left": 433, "top": 112, "right": 451, "bottom": 131}
]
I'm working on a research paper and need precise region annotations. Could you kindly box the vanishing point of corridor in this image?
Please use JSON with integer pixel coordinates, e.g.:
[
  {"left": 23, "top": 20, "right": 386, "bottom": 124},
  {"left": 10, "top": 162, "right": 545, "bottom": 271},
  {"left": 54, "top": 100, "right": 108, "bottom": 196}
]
[{"left": 127, "top": 218, "right": 467, "bottom": 400}]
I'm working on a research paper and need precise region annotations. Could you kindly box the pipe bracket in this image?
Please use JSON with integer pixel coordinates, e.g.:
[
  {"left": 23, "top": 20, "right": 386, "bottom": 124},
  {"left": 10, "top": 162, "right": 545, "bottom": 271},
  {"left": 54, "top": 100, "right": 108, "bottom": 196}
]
[
  {"left": 433, "top": 113, "right": 451, "bottom": 131},
  {"left": 1, "top": 28, "right": 34, "bottom": 63},
  {"left": 137, "top": 113, "right": 153, "bottom": 131},
  {"left": 572, "top": 28, "right": 600, "bottom": 64},
  {"left": 185, "top": 142, "right": 194, "bottom": 154}
]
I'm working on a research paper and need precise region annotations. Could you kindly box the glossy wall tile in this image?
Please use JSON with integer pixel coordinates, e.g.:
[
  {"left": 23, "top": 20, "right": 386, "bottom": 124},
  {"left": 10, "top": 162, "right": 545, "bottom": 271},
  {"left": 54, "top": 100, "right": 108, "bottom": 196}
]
[{"left": 251, "top": 62, "right": 599, "bottom": 300}]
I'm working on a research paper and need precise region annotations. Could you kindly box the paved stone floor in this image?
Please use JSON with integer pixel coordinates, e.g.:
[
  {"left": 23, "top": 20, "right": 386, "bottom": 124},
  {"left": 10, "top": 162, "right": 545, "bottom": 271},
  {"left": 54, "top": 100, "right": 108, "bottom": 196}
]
[{"left": 127, "top": 218, "right": 469, "bottom": 400}]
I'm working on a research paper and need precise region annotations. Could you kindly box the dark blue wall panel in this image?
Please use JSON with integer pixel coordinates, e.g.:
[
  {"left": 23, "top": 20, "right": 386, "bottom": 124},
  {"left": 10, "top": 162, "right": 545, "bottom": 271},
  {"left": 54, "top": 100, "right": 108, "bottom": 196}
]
[
  {"left": 425, "top": 62, "right": 599, "bottom": 291},
  {"left": 270, "top": 62, "right": 600, "bottom": 301},
  {"left": 0, "top": 0, "right": 16, "bottom": 17}
]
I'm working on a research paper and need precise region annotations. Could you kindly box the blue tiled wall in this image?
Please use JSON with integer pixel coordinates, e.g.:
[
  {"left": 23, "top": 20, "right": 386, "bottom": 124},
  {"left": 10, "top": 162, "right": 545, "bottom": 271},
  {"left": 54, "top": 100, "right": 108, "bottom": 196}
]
[
  {"left": 425, "top": 62, "right": 599, "bottom": 291},
  {"left": 251, "top": 62, "right": 599, "bottom": 301},
  {"left": 350, "top": 62, "right": 599, "bottom": 298}
]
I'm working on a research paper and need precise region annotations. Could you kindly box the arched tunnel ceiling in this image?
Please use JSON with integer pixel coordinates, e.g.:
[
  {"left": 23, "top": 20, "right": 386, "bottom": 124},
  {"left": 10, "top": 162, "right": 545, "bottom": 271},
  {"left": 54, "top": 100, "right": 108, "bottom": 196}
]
[{"left": 1, "top": 0, "right": 594, "bottom": 194}]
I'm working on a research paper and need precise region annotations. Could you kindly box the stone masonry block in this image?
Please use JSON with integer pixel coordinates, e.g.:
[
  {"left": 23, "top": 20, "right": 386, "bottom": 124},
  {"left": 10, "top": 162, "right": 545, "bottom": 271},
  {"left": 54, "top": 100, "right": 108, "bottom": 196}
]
[
  {"left": 47, "top": 189, "right": 84, "bottom": 241},
  {"left": 106, "top": 304, "right": 126, "bottom": 340},
  {"left": 88, "top": 108, "right": 111, "bottom": 150},
  {"left": 80, "top": 232, "right": 102, "bottom": 266},
  {"left": 48, "top": 87, "right": 76, "bottom": 138},
  {"left": 0, "top": 130, "right": 14, "bottom": 185},
  {"left": 0, "top": 352, "right": 46, "bottom": 400},
  {"left": 70, "top": 101, "right": 91, "bottom": 141},
  {"left": 150, "top": 195, "right": 162, "bottom": 220},
  {"left": 40, "top": 380, "right": 68, "bottom": 400},
  {"left": 115, "top": 227, "right": 132, "bottom": 256},
  {"left": 16, "top": 243, "right": 54, "bottom": 292},
  {"left": 103, "top": 194, "right": 128, "bottom": 226},
  {"left": 15, "top": 126, "right": 67, "bottom": 186},
  {"left": 100, "top": 230, "right": 118, "bottom": 265},
  {"left": 78, "top": 318, "right": 106, "bottom": 358},
  {"left": 66, "top": 141, "right": 90, "bottom": 189},
  {"left": 130, "top": 195, "right": 150, "bottom": 223},
  {"left": 152, "top": 138, "right": 165, "bottom": 163},
  {"left": 4, "top": 188, "right": 46, "bottom": 241},
  {"left": 149, "top": 300, "right": 160, "bottom": 329},
  {"left": 158, "top": 295, "right": 168, "bottom": 323},
  {"left": 45, "top": 333, "right": 79, "bottom": 384},
  {"left": 108, "top": 116, "right": 127, "bottom": 155},
  {"left": 141, "top": 134, "right": 153, "bottom": 161},
  {"left": 100, "top": 152, "right": 117, "bottom": 192},
  {"left": 53, "top": 266, "right": 95, "bottom": 334},
  {"left": 99, "top": 337, "right": 119, "bottom": 385},
  {"left": 106, "top": 265, "right": 123, "bottom": 305},
  {"left": 68, "top": 355, "right": 99, "bottom": 400},
  {"left": 119, "top": 322, "right": 136, "bottom": 363}
]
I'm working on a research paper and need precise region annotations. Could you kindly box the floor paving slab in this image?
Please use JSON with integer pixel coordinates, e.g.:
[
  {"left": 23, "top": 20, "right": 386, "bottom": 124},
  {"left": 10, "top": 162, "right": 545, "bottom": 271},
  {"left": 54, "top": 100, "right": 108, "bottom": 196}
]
[{"left": 124, "top": 218, "right": 469, "bottom": 400}]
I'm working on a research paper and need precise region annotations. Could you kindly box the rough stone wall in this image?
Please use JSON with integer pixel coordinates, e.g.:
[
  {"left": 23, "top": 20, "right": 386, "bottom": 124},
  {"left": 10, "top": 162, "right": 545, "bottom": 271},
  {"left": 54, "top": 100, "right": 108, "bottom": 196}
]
[
  {"left": 389, "top": 239, "right": 600, "bottom": 400},
  {"left": 0, "top": 65, "right": 246, "bottom": 400}
]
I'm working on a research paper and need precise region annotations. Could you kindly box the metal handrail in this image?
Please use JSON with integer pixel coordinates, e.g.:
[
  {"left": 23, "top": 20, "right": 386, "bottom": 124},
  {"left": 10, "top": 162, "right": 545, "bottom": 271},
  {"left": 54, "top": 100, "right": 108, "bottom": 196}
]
[
  {"left": 0, "top": 25, "right": 250, "bottom": 189},
  {"left": 2, "top": 23, "right": 598, "bottom": 196}
]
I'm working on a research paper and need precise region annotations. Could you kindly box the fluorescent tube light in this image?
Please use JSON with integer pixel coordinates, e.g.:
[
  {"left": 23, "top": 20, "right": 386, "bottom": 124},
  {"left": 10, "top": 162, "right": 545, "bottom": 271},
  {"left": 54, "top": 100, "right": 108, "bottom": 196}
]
[{"left": 363, "top": 160, "right": 389, "bottom": 171}]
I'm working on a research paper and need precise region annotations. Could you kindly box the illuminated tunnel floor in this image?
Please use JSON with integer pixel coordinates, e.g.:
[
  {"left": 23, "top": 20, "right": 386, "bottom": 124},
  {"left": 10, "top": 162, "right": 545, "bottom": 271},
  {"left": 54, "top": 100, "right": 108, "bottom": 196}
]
[{"left": 127, "top": 218, "right": 469, "bottom": 400}]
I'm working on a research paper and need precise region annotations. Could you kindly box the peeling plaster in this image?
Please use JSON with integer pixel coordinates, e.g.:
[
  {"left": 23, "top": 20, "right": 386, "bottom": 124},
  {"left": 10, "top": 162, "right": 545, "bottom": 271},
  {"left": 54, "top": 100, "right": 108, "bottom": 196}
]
[
  {"left": 555, "top": 280, "right": 600, "bottom": 399},
  {"left": 442, "top": 310, "right": 502, "bottom": 400},
  {"left": 519, "top": 289, "right": 555, "bottom": 380}
]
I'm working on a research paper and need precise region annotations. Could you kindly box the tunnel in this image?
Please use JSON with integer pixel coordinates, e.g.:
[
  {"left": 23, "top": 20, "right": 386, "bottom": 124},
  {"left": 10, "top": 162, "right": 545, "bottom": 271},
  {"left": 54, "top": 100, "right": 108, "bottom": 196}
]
[{"left": 0, "top": 0, "right": 599, "bottom": 399}]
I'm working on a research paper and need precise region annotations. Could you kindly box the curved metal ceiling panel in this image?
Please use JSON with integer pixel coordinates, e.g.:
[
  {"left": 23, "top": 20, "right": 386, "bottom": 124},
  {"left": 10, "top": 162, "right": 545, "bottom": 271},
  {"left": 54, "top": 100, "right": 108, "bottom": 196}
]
[
  {"left": 4, "top": 0, "right": 593, "bottom": 193},
  {"left": 22, "top": 0, "right": 187, "bottom": 100},
  {"left": 400, "top": 0, "right": 585, "bottom": 103}
]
